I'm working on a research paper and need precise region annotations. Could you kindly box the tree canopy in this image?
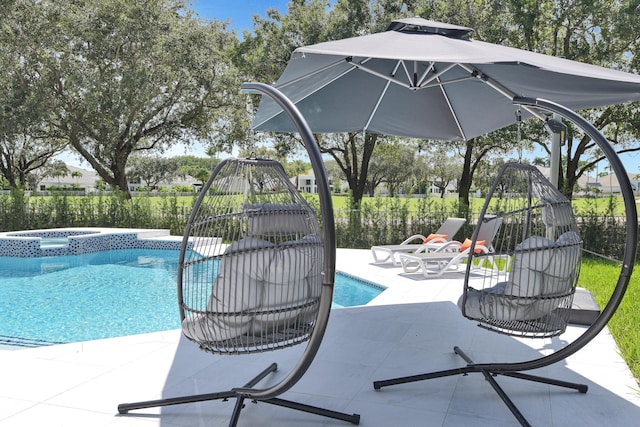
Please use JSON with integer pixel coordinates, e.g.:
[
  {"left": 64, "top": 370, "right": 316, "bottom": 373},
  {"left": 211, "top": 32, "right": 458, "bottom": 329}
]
[
  {"left": 1, "top": 0, "right": 639, "bottom": 205},
  {"left": 2, "top": 0, "right": 243, "bottom": 196},
  {"left": 0, "top": 0, "right": 68, "bottom": 188}
]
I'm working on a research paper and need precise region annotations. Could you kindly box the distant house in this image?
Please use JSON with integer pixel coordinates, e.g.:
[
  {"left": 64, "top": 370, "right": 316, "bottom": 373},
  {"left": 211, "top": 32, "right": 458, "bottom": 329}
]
[
  {"left": 295, "top": 171, "right": 318, "bottom": 193},
  {"left": 38, "top": 164, "right": 99, "bottom": 192},
  {"left": 537, "top": 166, "right": 638, "bottom": 195},
  {"left": 591, "top": 173, "right": 639, "bottom": 195},
  {"left": 38, "top": 163, "right": 202, "bottom": 194},
  {"left": 294, "top": 170, "right": 336, "bottom": 194},
  {"left": 129, "top": 175, "right": 200, "bottom": 192}
]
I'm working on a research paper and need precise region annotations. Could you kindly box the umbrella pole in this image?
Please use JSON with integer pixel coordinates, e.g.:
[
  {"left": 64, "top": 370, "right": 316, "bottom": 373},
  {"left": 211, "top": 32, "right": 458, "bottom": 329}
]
[{"left": 547, "top": 112, "right": 566, "bottom": 187}]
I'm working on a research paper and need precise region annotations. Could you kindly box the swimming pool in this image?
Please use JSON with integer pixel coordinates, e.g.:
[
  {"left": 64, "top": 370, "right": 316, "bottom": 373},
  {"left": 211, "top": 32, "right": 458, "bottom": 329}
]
[{"left": 0, "top": 249, "right": 384, "bottom": 347}]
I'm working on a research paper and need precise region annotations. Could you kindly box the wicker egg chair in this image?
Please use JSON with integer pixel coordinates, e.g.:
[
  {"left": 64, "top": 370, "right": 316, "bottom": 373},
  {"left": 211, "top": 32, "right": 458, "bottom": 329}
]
[
  {"left": 118, "top": 83, "right": 360, "bottom": 426},
  {"left": 374, "top": 97, "right": 638, "bottom": 427},
  {"left": 460, "top": 162, "right": 582, "bottom": 338}
]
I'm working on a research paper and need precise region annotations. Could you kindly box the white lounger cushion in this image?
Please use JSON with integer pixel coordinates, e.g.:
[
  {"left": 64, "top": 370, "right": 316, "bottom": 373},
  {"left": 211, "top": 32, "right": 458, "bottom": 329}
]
[{"left": 460, "top": 231, "right": 581, "bottom": 321}]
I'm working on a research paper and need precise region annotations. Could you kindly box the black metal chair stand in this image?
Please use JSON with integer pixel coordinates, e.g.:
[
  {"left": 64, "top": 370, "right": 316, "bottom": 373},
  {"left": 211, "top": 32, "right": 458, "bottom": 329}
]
[
  {"left": 373, "top": 98, "right": 638, "bottom": 427},
  {"left": 117, "top": 83, "right": 360, "bottom": 426},
  {"left": 119, "top": 362, "right": 360, "bottom": 425},
  {"left": 373, "top": 346, "right": 586, "bottom": 427}
]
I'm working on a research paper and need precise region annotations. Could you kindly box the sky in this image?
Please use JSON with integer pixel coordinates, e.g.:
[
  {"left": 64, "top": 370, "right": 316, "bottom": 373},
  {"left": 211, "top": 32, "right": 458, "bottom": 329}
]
[{"left": 190, "top": 0, "right": 290, "bottom": 32}]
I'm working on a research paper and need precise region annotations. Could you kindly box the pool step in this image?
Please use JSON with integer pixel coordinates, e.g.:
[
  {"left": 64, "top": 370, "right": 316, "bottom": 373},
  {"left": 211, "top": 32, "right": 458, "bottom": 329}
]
[{"left": 0, "top": 335, "right": 65, "bottom": 348}]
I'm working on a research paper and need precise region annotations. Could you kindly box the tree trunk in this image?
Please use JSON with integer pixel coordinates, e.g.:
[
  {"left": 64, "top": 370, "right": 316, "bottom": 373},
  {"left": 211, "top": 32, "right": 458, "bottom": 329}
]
[
  {"left": 323, "top": 133, "right": 378, "bottom": 210},
  {"left": 114, "top": 166, "right": 132, "bottom": 199},
  {"left": 457, "top": 139, "right": 474, "bottom": 215}
]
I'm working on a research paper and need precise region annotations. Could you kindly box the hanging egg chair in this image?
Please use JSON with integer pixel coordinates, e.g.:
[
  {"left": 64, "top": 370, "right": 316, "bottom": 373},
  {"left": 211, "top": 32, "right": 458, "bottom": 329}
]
[
  {"left": 118, "top": 83, "right": 360, "bottom": 426},
  {"left": 374, "top": 97, "right": 638, "bottom": 427},
  {"left": 460, "top": 162, "right": 582, "bottom": 338},
  {"left": 179, "top": 157, "right": 323, "bottom": 354}
]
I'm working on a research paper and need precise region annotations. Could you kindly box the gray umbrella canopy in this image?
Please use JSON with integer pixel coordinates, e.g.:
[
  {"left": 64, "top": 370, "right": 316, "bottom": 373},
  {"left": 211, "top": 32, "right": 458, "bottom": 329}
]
[{"left": 253, "top": 17, "right": 640, "bottom": 141}]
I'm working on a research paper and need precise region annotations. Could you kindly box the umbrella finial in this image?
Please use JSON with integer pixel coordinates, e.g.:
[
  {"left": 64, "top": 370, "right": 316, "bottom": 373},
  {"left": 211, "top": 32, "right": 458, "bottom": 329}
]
[{"left": 386, "top": 17, "right": 473, "bottom": 39}]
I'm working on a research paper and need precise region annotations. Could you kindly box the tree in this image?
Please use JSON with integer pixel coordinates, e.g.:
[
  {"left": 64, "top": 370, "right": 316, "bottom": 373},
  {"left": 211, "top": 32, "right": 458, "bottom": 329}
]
[
  {"left": 21, "top": 0, "right": 243, "bottom": 198},
  {"left": 27, "top": 159, "right": 70, "bottom": 190},
  {"left": 236, "top": 0, "right": 639, "bottom": 206},
  {"left": 127, "top": 156, "right": 179, "bottom": 190},
  {"left": 317, "top": 132, "right": 379, "bottom": 208},
  {"left": 173, "top": 155, "right": 219, "bottom": 188},
  {"left": 323, "top": 160, "right": 345, "bottom": 193},
  {"left": 0, "top": 0, "right": 68, "bottom": 189},
  {"left": 454, "top": 122, "right": 535, "bottom": 212},
  {"left": 193, "top": 168, "right": 210, "bottom": 187},
  {"left": 238, "top": 146, "right": 311, "bottom": 178},
  {"left": 0, "top": 134, "right": 66, "bottom": 189},
  {"left": 505, "top": 0, "right": 640, "bottom": 199},
  {"left": 385, "top": 0, "right": 640, "bottom": 202},
  {"left": 47, "top": 160, "right": 70, "bottom": 184},
  {"left": 236, "top": 0, "right": 392, "bottom": 209},
  {"left": 425, "top": 149, "right": 462, "bottom": 198},
  {"left": 285, "top": 159, "right": 312, "bottom": 179},
  {"left": 71, "top": 170, "right": 83, "bottom": 185},
  {"left": 366, "top": 140, "right": 416, "bottom": 196},
  {"left": 532, "top": 156, "right": 550, "bottom": 167}
]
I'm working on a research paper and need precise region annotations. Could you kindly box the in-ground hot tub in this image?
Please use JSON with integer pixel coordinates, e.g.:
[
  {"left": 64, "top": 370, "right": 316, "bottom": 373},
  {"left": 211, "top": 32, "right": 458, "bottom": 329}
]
[{"left": 0, "top": 228, "right": 189, "bottom": 257}]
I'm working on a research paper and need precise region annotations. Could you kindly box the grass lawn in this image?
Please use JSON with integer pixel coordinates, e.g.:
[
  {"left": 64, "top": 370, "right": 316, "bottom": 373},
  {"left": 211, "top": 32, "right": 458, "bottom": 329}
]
[
  {"left": 578, "top": 259, "right": 640, "bottom": 385},
  {"left": 329, "top": 194, "right": 631, "bottom": 216},
  {"left": 26, "top": 192, "right": 631, "bottom": 216}
]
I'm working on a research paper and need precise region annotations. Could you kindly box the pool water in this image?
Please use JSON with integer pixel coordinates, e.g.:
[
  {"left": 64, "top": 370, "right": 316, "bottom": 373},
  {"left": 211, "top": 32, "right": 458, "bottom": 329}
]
[
  {"left": 332, "top": 273, "right": 385, "bottom": 309},
  {"left": 0, "top": 250, "right": 383, "bottom": 347}
]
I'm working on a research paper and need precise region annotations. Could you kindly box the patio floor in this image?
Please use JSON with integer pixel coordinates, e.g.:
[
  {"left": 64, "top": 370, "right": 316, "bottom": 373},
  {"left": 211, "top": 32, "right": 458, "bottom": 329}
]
[{"left": 1, "top": 248, "right": 638, "bottom": 426}]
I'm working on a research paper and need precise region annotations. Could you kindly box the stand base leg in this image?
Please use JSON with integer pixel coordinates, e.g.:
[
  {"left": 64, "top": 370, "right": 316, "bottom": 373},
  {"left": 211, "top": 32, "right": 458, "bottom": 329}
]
[
  {"left": 118, "top": 362, "right": 360, "bottom": 426},
  {"left": 373, "top": 346, "right": 587, "bottom": 427}
]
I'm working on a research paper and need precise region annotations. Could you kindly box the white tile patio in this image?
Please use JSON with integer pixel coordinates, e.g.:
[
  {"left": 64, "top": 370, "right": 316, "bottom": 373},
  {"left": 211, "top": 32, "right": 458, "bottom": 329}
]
[{"left": 0, "top": 248, "right": 638, "bottom": 426}]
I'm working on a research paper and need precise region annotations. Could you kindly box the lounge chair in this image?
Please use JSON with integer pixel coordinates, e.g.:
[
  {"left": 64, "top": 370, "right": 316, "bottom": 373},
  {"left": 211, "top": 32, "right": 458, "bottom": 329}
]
[
  {"left": 398, "top": 216, "right": 503, "bottom": 278},
  {"left": 370, "top": 217, "right": 466, "bottom": 265}
]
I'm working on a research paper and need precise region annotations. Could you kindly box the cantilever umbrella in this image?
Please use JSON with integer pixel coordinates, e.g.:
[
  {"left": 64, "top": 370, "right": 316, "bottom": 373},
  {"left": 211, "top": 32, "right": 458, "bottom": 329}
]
[
  {"left": 252, "top": 17, "right": 640, "bottom": 141},
  {"left": 248, "top": 19, "right": 640, "bottom": 426}
]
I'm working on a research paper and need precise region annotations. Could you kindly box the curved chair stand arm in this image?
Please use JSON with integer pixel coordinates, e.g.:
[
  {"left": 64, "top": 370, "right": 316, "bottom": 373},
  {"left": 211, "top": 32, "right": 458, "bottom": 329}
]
[
  {"left": 118, "top": 83, "right": 360, "bottom": 426},
  {"left": 474, "top": 96, "right": 638, "bottom": 374},
  {"left": 237, "top": 82, "right": 336, "bottom": 400}
]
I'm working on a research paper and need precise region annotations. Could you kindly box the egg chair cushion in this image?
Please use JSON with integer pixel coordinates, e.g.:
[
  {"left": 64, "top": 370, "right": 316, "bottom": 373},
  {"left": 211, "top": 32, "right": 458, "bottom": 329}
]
[
  {"left": 245, "top": 203, "right": 312, "bottom": 236},
  {"left": 182, "top": 235, "right": 322, "bottom": 343},
  {"left": 460, "top": 231, "right": 581, "bottom": 322},
  {"left": 253, "top": 235, "right": 322, "bottom": 331},
  {"left": 182, "top": 237, "right": 275, "bottom": 342}
]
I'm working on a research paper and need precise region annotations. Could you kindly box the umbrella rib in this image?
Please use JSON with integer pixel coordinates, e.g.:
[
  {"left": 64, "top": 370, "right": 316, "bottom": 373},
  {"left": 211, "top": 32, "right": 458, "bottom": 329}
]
[
  {"left": 352, "top": 59, "right": 414, "bottom": 89},
  {"left": 275, "top": 57, "right": 349, "bottom": 90},
  {"left": 459, "top": 64, "right": 546, "bottom": 121},
  {"left": 419, "top": 63, "right": 458, "bottom": 88},
  {"left": 364, "top": 79, "right": 392, "bottom": 131},
  {"left": 416, "top": 62, "right": 436, "bottom": 87},
  {"left": 437, "top": 77, "right": 467, "bottom": 141},
  {"left": 400, "top": 61, "right": 412, "bottom": 86},
  {"left": 422, "top": 75, "right": 477, "bottom": 88}
]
